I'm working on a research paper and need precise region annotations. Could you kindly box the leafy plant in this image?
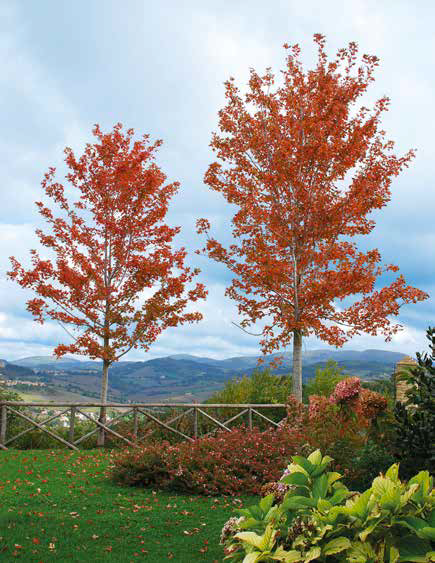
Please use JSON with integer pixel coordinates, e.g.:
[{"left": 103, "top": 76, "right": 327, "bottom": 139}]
[
  {"left": 393, "top": 326, "right": 435, "bottom": 477},
  {"left": 345, "top": 440, "right": 396, "bottom": 492},
  {"left": 206, "top": 367, "right": 292, "bottom": 426},
  {"left": 303, "top": 360, "right": 348, "bottom": 402},
  {"left": 111, "top": 424, "right": 305, "bottom": 496},
  {"left": 222, "top": 449, "right": 435, "bottom": 562}
]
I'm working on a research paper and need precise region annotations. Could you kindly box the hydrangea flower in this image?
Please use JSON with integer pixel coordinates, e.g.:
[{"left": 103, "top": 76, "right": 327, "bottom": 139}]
[
  {"left": 260, "top": 481, "right": 292, "bottom": 504},
  {"left": 329, "top": 377, "right": 361, "bottom": 405},
  {"left": 220, "top": 516, "right": 245, "bottom": 544}
]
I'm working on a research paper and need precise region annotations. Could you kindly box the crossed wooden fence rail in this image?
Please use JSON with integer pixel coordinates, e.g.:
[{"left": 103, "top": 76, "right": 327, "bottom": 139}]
[{"left": 0, "top": 402, "right": 287, "bottom": 450}]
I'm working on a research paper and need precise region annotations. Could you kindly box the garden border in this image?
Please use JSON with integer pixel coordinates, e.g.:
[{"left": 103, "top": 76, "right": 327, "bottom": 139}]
[{"left": 0, "top": 402, "right": 287, "bottom": 449}]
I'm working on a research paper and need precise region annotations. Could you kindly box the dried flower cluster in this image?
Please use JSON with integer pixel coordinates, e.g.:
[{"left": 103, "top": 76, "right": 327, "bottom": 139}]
[
  {"left": 358, "top": 388, "right": 388, "bottom": 419},
  {"left": 329, "top": 377, "right": 361, "bottom": 405},
  {"left": 260, "top": 481, "right": 293, "bottom": 504},
  {"left": 220, "top": 516, "right": 244, "bottom": 545}
]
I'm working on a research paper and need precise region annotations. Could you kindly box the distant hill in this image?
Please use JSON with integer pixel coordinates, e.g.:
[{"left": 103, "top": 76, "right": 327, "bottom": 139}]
[
  {"left": 0, "top": 359, "right": 34, "bottom": 379},
  {"left": 12, "top": 356, "right": 86, "bottom": 369},
  {"left": 4, "top": 349, "right": 408, "bottom": 402}
]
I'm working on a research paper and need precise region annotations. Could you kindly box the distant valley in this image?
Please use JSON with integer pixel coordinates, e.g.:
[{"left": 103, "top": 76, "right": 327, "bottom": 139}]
[{"left": 0, "top": 349, "right": 408, "bottom": 403}]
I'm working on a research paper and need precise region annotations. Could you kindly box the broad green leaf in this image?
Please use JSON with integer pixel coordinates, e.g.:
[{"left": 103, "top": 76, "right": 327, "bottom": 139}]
[
  {"left": 329, "top": 488, "right": 350, "bottom": 506},
  {"left": 248, "top": 505, "right": 264, "bottom": 520},
  {"left": 347, "top": 540, "right": 376, "bottom": 562},
  {"left": 307, "top": 449, "right": 322, "bottom": 466},
  {"left": 281, "top": 496, "right": 316, "bottom": 511},
  {"left": 371, "top": 476, "right": 395, "bottom": 499},
  {"left": 310, "top": 458, "right": 334, "bottom": 478},
  {"left": 317, "top": 498, "right": 332, "bottom": 512},
  {"left": 396, "top": 534, "right": 434, "bottom": 562},
  {"left": 281, "top": 472, "right": 309, "bottom": 487},
  {"left": 242, "top": 552, "right": 262, "bottom": 563},
  {"left": 322, "top": 537, "right": 351, "bottom": 555},
  {"left": 270, "top": 546, "right": 303, "bottom": 562},
  {"left": 359, "top": 520, "right": 380, "bottom": 542},
  {"left": 418, "top": 527, "right": 435, "bottom": 541},
  {"left": 379, "top": 483, "right": 401, "bottom": 511},
  {"left": 385, "top": 463, "right": 400, "bottom": 482},
  {"left": 388, "top": 545, "right": 400, "bottom": 563},
  {"left": 408, "top": 471, "right": 432, "bottom": 504},
  {"left": 259, "top": 493, "right": 275, "bottom": 515},
  {"left": 235, "top": 531, "right": 265, "bottom": 549},
  {"left": 398, "top": 516, "right": 430, "bottom": 533},
  {"left": 400, "top": 483, "right": 420, "bottom": 507},
  {"left": 265, "top": 505, "right": 281, "bottom": 523},
  {"left": 291, "top": 455, "right": 314, "bottom": 474},
  {"left": 304, "top": 546, "right": 321, "bottom": 562},
  {"left": 239, "top": 517, "right": 262, "bottom": 529},
  {"left": 327, "top": 472, "right": 342, "bottom": 487},
  {"left": 235, "top": 508, "right": 252, "bottom": 517},
  {"left": 285, "top": 462, "right": 310, "bottom": 478},
  {"left": 312, "top": 474, "right": 329, "bottom": 500},
  {"left": 344, "top": 489, "right": 373, "bottom": 519},
  {"left": 235, "top": 525, "right": 277, "bottom": 552}
]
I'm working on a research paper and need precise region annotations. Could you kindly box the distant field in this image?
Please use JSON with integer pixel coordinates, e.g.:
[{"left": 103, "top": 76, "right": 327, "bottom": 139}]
[
  {"left": 12, "top": 383, "right": 225, "bottom": 405},
  {"left": 15, "top": 388, "right": 101, "bottom": 404}
]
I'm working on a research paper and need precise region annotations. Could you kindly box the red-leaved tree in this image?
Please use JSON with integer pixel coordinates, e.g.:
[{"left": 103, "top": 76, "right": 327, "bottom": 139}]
[
  {"left": 195, "top": 35, "right": 429, "bottom": 401},
  {"left": 8, "top": 123, "right": 207, "bottom": 440}
]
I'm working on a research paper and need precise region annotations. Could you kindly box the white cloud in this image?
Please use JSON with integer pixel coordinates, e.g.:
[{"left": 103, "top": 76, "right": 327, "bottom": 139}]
[{"left": 0, "top": 0, "right": 433, "bottom": 366}]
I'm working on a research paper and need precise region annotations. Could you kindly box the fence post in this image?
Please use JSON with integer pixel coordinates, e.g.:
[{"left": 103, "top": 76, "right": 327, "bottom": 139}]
[
  {"left": 193, "top": 407, "right": 198, "bottom": 439},
  {"left": 69, "top": 406, "right": 76, "bottom": 444},
  {"left": 248, "top": 407, "right": 253, "bottom": 431},
  {"left": 0, "top": 404, "right": 7, "bottom": 446},
  {"left": 133, "top": 407, "right": 138, "bottom": 441}
]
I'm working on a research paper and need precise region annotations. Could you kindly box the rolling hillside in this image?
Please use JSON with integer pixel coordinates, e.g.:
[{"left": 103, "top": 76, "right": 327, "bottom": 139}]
[{"left": 1, "top": 349, "right": 408, "bottom": 402}]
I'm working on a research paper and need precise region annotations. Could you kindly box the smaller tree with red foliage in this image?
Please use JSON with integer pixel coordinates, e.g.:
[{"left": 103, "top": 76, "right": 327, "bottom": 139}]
[{"left": 8, "top": 124, "right": 207, "bottom": 443}]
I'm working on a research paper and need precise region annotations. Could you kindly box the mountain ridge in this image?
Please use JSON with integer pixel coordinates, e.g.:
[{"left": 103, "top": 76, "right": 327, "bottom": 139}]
[
  {"left": 11, "top": 348, "right": 409, "bottom": 370},
  {"left": 1, "top": 348, "right": 409, "bottom": 402}
]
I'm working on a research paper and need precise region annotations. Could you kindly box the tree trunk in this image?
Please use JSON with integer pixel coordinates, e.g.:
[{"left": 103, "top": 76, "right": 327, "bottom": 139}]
[
  {"left": 292, "top": 329, "right": 303, "bottom": 402},
  {"left": 97, "top": 359, "right": 110, "bottom": 447}
]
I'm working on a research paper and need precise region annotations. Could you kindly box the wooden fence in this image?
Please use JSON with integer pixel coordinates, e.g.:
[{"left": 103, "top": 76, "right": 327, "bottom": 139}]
[{"left": 0, "top": 402, "right": 287, "bottom": 450}]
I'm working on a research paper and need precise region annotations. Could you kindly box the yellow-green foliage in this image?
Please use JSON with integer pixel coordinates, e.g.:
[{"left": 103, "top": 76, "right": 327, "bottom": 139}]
[
  {"left": 303, "top": 360, "right": 348, "bottom": 400},
  {"left": 207, "top": 367, "right": 292, "bottom": 405},
  {"left": 205, "top": 367, "right": 292, "bottom": 427}
]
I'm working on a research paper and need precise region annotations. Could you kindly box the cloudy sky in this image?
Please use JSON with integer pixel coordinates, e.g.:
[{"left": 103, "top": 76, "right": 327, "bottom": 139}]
[{"left": 1, "top": 0, "right": 433, "bottom": 363}]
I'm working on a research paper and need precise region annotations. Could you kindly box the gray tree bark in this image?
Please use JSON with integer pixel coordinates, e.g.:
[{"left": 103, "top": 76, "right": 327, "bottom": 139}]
[
  {"left": 292, "top": 329, "right": 303, "bottom": 402},
  {"left": 97, "top": 358, "right": 110, "bottom": 447}
]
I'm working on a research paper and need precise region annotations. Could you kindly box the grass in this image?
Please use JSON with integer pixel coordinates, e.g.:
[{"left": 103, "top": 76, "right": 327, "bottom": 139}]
[
  {"left": 0, "top": 450, "right": 256, "bottom": 562},
  {"left": 15, "top": 388, "right": 100, "bottom": 404}
]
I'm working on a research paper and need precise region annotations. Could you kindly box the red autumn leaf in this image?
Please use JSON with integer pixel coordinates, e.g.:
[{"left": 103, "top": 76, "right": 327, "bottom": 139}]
[{"left": 196, "top": 34, "right": 429, "bottom": 401}]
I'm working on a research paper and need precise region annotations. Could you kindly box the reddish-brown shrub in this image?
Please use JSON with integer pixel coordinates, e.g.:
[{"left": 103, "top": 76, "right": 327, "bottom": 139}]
[
  {"left": 110, "top": 379, "right": 389, "bottom": 496},
  {"left": 110, "top": 424, "right": 305, "bottom": 495}
]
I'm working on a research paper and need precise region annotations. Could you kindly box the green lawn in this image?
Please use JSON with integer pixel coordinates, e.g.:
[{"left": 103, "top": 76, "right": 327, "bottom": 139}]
[{"left": 0, "top": 450, "right": 256, "bottom": 562}]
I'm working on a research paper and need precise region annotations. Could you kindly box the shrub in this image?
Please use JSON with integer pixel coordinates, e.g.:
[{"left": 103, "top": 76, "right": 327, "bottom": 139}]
[
  {"left": 303, "top": 360, "right": 348, "bottom": 402},
  {"left": 205, "top": 367, "right": 292, "bottom": 426},
  {"left": 111, "top": 378, "right": 388, "bottom": 497},
  {"left": 345, "top": 439, "right": 396, "bottom": 492},
  {"left": 283, "top": 377, "right": 390, "bottom": 486},
  {"left": 393, "top": 326, "right": 435, "bottom": 478},
  {"left": 221, "top": 449, "right": 435, "bottom": 562},
  {"left": 110, "top": 424, "right": 306, "bottom": 496}
]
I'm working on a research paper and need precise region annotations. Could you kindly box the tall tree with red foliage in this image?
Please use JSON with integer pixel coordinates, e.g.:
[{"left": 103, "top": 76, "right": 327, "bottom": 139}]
[
  {"left": 8, "top": 124, "right": 207, "bottom": 440},
  {"left": 196, "top": 35, "right": 429, "bottom": 401}
]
